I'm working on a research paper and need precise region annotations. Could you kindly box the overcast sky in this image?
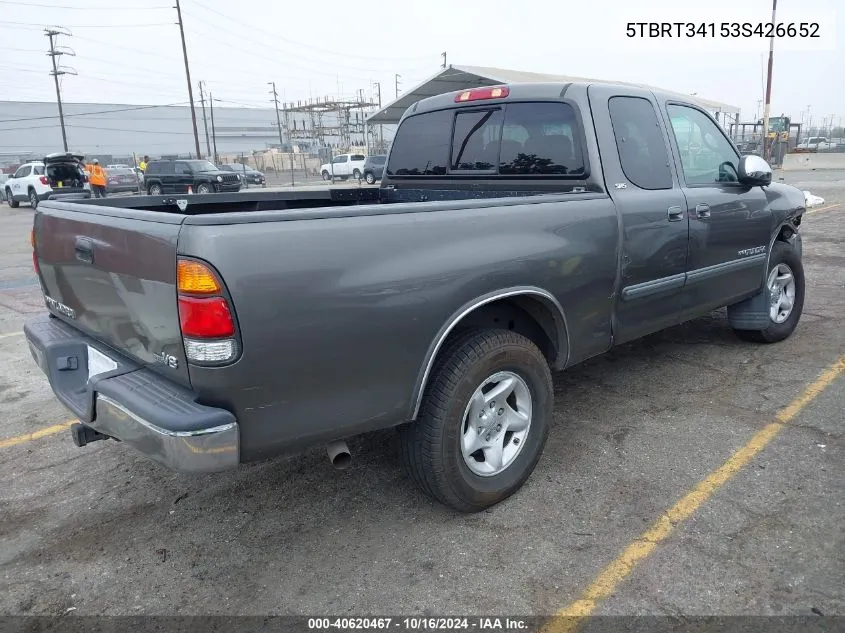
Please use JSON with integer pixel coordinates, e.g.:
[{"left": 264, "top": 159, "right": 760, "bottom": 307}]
[{"left": 0, "top": 0, "right": 841, "bottom": 125}]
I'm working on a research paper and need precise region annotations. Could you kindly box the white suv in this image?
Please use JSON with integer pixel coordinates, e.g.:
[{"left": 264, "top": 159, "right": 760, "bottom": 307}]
[
  {"left": 5, "top": 153, "right": 90, "bottom": 208},
  {"left": 320, "top": 153, "right": 367, "bottom": 181}
]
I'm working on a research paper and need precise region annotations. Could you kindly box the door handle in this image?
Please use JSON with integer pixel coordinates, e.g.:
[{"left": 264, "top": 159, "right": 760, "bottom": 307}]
[
  {"left": 75, "top": 237, "right": 94, "bottom": 264},
  {"left": 695, "top": 203, "right": 711, "bottom": 219},
  {"left": 667, "top": 205, "right": 684, "bottom": 222}
]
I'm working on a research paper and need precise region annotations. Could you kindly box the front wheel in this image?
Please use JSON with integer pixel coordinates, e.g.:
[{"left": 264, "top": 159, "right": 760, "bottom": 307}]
[
  {"left": 322, "top": 171, "right": 331, "bottom": 181},
  {"left": 399, "top": 329, "right": 553, "bottom": 512},
  {"left": 196, "top": 183, "right": 213, "bottom": 194},
  {"left": 733, "top": 241, "right": 804, "bottom": 343},
  {"left": 147, "top": 183, "right": 162, "bottom": 195},
  {"left": 6, "top": 189, "right": 18, "bottom": 208}
]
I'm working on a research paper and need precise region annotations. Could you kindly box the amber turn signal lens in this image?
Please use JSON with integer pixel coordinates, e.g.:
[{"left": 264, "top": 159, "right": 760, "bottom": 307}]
[{"left": 177, "top": 259, "right": 221, "bottom": 294}]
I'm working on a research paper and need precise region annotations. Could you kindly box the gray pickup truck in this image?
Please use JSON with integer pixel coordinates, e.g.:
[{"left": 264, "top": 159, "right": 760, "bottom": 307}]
[{"left": 24, "top": 82, "right": 806, "bottom": 512}]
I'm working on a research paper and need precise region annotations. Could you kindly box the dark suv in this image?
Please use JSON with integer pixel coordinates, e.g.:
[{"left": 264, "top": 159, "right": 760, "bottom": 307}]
[
  {"left": 362, "top": 154, "right": 386, "bottom": 184},
  {"left": 143, "top": 159, "right": 241, "bottom": 195}
]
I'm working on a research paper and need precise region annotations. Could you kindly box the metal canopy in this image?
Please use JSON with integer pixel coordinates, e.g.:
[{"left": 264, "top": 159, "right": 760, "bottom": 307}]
[{"left": 366, "top": 64, "right": 740, "bottom": 124}]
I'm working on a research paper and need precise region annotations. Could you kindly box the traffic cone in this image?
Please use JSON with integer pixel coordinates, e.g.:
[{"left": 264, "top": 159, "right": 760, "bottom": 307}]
[{"left": 187, "top": 185, "right": 193, "bottom": 194}]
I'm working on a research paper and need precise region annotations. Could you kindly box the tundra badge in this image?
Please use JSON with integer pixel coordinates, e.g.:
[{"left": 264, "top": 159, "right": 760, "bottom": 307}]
[{"left": 44, "top": 296, "right": 76, "bottom": 319}]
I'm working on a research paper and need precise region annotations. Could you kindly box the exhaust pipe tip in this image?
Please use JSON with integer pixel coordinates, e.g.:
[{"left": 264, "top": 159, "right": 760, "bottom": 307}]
[{"left": 326, "top": 440, "right": 352, "bottom": 470}]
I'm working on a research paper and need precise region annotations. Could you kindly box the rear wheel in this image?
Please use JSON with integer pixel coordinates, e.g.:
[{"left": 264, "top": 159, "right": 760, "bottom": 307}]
[
  {"left": 28, "top": 189, "right": 38, "bottom": 209},
  {"left": 322, "top": 171, "right": 331, "bottom": 181},
  {"left": 399, "top": 329, "right": 553, "bottom": 512},
  {"left": 353, "top": 169, "right": 362, "bottom": 180},
  {"left": 196, "top": 183, "right": 212, "bottom": 194},
  {"left": 147, "top": 183, "right": 162, "bottom": 195},
  {"left": 733, "top": 241, "right": 804, "bottom": 343},
  {"left": 364, "top": 172, "right": 376, "bottom": 184},
  {"left": 6, "top": 188, "right": 17, "bottom": 208}
]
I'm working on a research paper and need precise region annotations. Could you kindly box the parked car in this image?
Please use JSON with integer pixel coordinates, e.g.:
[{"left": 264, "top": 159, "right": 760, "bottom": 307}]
[
  {"left": 25, "top": 82, "right": 806, "bottom": 512},
  {"left": 219, "top": 164, "right": 265, "bottom": 186},
  {"left": 795, "top": 137, "right": 837, "bottom": 151},
  {"left": 0, "top": 174, "right": 9, "bottom": 201},
  {"left": 106, "top": 167, "right": 141, "bottom": 194},
  {"left": 320, "top": 153, "right": 366, "bottom": 180},
  {"left": 5, "top": 152, "right": 90, "bottom": 208},
  {"left": 362, "top": 154, "right": 386, "bottom": 184},
  {"left": 143, "top": 159, "right": 241, "bottom": 195}
]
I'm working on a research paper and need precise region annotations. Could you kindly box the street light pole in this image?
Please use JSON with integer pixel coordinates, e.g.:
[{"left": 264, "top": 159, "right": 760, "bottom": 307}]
[{"left": 761, "top": 0, "right": 777, "bottom": 162}]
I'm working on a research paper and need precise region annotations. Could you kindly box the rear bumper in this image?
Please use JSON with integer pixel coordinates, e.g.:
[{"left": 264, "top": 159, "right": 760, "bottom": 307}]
[{"left": 23, "top": 314, "right": 239, "bottom": 473}]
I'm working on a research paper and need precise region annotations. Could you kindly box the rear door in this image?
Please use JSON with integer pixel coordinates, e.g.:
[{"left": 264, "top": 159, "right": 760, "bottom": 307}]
[
  {"left": 11, "top": 165, "right": 31, "bottom": 198},
  {"left": 661, "top": 102, "right": 772, "bottom": 319},
  {"left": 332, "top": 154, "right": 348, "bottom": 176},
  {"left": 588, "top": 85, "right": 690, "bottom": 344},
  {"left": 34, "top": 204, "right": 191, "bottom": 387}
]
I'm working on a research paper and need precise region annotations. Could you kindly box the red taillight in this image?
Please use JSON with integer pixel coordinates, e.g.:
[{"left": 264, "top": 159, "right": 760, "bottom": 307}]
[
  {"left": 178, "top": 296, "right": 234, "bottom": 338},
  {"left": 455, "top": 85, "right": 509, "bottom": 103},
  {"left": 39, "top": 176, "right": 48, "bottom": 185}
]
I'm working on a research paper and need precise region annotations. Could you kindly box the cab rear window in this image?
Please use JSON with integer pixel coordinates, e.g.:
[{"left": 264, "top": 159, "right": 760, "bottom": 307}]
[{"left": 387, "top": 102, "right": 585, "bottom": 178}]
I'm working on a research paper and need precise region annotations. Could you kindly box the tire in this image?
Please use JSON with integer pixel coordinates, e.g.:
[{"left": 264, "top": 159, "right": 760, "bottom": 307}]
[
  {"left": 6, "top": 189, "right": 18, "bottom": 208},
  {"left": 399, "top": 329, "right": 553, "bottom": 512},
  {"left": 734, "top": 240, "right": 804, "bottom": 343},
  {"left": 353, "top": 169, "right": 362, "bottom": 180},
  {"left": 364, "top": 172, "right": 376, "bottom": 184},
  {"left": 322, "top": 171, "right": 331, "bottom": 181},
  {"left": 196, "top": 183, "right": 212, "bottom": 194},
  {"left": 28, "top": 189, "right": 38, "bottom": 209},
  {"left": 147, "top": 183, "right": 162, "bottom": 195}
]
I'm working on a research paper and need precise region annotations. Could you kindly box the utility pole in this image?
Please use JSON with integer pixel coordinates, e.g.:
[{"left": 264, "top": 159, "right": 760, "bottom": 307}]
[
  {"left": 197, "top": 81, "right": 211, "bottom": 159},
  {"left": 395, "top": 73, "right": 401, "bottom": 99},
  {"left": 441, "top": 51, "right": 447, "bottom": 69},
  {"left": 761, "top": 0, "right": 777, "bottom": 162},
  {"left": 175, "top": 0, "right": 202, "bottom": 159},
  {"left": 269, "top": 81, "right": 293, "bottom": 186},
  {"left": 373, "top": 81, "right": 383, "bottom": 151},
  {"left": 209, "top": 93, "right": 218, "bottom": 164},
  {"left": 45, "top": 28, "right": 74, "bottom": 152}
]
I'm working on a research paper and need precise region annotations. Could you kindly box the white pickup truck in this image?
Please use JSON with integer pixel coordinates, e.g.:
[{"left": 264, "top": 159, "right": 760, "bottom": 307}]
[
  {"left": 320, "top": 153, "right": 366, "bottom": 181},
  {"left": 795, "top": 137, "right": 837, "bottom": 151}
]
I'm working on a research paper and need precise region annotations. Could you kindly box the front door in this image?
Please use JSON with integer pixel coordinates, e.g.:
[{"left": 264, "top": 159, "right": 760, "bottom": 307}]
[
  {"left": 662, "top": 103, "right": 772, "bottom": 320},
  {"left": 588, "top": 85, "right": 690, "bottom": 344}
]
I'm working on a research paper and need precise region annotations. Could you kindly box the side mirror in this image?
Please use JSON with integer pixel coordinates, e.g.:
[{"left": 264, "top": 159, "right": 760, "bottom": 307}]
[{"left": 737, "top": 154, "right": 772, "bottom": 186}]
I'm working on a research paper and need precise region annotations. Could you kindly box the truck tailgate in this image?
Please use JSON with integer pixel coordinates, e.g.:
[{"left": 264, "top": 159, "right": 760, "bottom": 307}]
[{"left": 33, "top": 203, "right": 190, "bottom": 387}]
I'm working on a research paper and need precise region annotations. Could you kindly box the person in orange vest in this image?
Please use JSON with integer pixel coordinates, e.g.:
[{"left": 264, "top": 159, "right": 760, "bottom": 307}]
[{"left": 86, "top": 158, "right": 108, "bottom": 198}]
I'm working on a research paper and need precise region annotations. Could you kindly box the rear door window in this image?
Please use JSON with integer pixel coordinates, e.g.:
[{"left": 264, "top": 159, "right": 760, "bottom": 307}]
[
  {"left": 451, "top": 109, "right": 503, "bottom": 171},
  {"left": 608, "top": 96, "right": 673, "bottom": 190}
]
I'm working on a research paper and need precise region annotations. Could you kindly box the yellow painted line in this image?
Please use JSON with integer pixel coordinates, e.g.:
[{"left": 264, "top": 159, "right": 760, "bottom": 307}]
[
  {"left": 0, "top": 420, "right": 75, "bottom": 450},
  {"left": 806, "top": 202, "right": 842, "bottom": 215},
  {"left": 0, "top": 331, "right": 24, "bottom": 340},
  {"left": 542, "top": 356, "right": 845, "bottom": 633}
]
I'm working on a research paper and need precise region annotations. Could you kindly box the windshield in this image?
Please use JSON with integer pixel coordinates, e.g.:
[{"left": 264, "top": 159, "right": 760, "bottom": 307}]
[{"left": 184, "top": 160, "right": 218, "bottom": 172}]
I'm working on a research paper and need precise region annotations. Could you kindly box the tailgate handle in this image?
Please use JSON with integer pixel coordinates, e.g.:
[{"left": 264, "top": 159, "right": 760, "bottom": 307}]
[{"left": 75, "top": 237, "right": 94, "bottom": 264}]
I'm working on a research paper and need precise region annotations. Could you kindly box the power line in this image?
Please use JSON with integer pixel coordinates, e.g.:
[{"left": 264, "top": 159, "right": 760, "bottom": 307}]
[
  {"left": 0, "top": 102, "right": 190, "bottom": 123},
  {"left": 0, "top": 1, "right": 170, "bottom": 9},
  {"left": 182, "top": 9, "right": 433, "bottom": 77},
  {"left": 198, "top": 4, "right": 432, "bottom": 63},
  {"left": 1, "top": 19, "right": 173, "bottom": 27}
]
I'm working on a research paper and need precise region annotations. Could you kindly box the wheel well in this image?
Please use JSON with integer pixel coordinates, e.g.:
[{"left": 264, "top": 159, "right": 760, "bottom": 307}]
[
  {"left": 776, "top": 217, "right": 800, "bottom": 243},
  {"left": 448, "top": 296, "right": 561, "bottom": 366}
]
